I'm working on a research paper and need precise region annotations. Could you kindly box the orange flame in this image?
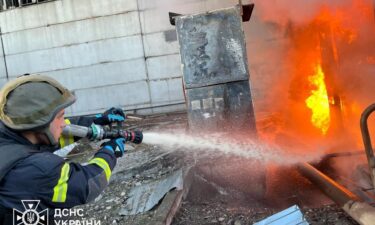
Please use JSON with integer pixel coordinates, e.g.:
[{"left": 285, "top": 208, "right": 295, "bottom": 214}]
[{"left": 305, "top": 63, "right": 330, "bottom": 135}]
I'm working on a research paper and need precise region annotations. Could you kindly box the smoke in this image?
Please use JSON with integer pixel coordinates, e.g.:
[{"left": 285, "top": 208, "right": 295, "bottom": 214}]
[{"left": 253, "top": 0, "right": 354, "bottom": 25}]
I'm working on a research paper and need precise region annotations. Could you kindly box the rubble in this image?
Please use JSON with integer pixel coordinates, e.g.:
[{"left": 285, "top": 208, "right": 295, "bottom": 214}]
[{"left": 173, "top": 202, "right": 358, "bottom": 225}]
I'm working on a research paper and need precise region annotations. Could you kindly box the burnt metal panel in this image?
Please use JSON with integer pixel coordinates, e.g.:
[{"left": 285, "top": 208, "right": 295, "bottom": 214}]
[
  {"left": 175, "top": 5, "right": 261, "bottom": 197},
  {"left": 186, "top": 80, "right": 256, "bottom": 134},
  {"left": 176, "top": 6, "right": 250, "bottom": 89},
  {"left": 175, "top": 5, "right": 256, "bottom": 134}
]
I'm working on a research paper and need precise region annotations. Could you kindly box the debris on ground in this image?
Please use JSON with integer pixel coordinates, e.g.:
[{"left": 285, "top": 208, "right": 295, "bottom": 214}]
[
  {"left": 68, "top": 112, "right": 360, "bottom": 225},
  {"left": 173, "top": 202, "right": 358, "bottom": 225}
]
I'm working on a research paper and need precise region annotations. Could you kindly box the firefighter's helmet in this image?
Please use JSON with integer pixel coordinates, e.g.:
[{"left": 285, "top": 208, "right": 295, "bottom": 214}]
[{"left": 0, "top": 74, "right": 76, "bottom": 145}]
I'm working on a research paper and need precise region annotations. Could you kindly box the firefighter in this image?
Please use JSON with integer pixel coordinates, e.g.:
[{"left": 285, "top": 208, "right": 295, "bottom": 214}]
[{"left": 0, "top": 75, "right": 126, "bottom": 224}]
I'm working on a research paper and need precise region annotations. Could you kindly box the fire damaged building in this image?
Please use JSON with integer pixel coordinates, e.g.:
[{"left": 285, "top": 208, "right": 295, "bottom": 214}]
[{"left": 0, "top": 0, "right": 375, "bottom": 225}]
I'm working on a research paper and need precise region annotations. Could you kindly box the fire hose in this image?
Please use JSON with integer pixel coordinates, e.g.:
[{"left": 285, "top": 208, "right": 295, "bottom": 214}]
[{"left": 62, "top": 124, "right": 143, "bottom": 144}]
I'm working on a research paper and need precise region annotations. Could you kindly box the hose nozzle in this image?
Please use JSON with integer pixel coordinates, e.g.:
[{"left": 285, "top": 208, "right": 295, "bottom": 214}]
[
  {"left": 116, "top": 130, "right": 143, "bottom": 144},
  {"left": 62, "top": 124, "right": 143, "bottom": 144}
]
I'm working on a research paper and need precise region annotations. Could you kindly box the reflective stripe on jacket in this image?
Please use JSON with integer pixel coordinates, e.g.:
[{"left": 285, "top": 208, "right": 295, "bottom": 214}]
[
  {"left": 58, "top": 116, "right": 95, "bottom": 148},
  {"left": 0, "top": 121, "right": 116, "bottom": 216}
]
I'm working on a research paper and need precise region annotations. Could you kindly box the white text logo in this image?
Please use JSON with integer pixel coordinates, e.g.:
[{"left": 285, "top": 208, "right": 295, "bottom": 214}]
[{"left": 13, "top": 200, "right": 48, "bottom": 225}]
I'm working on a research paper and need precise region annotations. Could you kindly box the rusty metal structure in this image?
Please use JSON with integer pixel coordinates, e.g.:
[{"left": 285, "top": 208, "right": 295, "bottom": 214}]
[
  {"left": 360, "top": 103, "right": 375, "bottom": 191},
  {"left": 319, "top": 25, "right": 344, "bottom": 135}
]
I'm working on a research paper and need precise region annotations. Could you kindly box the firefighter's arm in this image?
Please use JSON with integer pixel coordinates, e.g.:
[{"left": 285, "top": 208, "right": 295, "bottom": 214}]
[{"left": 41, "top": 146, "right": 118, "bottom": 208}]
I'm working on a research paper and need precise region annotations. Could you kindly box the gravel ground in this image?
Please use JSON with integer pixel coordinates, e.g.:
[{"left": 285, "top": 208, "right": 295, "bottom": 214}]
[{"left": 173, "top": 201, "right": 358, "bottom": 225}]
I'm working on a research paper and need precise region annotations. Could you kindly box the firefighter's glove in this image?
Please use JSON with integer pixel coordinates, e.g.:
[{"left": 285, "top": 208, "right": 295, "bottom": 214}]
[
  {"left": 94, "top": 107, "right": 125, "bottom": 125},
  {"left": 102, "top": 138, "right": 126, "bottom": 158}
]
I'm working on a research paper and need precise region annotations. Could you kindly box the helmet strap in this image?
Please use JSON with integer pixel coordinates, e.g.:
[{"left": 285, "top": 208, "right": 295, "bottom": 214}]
[{"left": 41, "top": 127, "right": 58, "bottom": 147}]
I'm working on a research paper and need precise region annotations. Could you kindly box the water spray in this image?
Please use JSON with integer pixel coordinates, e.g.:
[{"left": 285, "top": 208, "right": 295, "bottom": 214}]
[
  {"left": 141, "top": 131, "right": 324, "bottom": 165},
  {"left": 61, "top": 124, "right": 322, "bottom": 165}
]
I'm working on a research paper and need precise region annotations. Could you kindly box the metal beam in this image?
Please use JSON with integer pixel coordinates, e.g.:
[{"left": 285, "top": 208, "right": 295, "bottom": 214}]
[
  {"left": 298, "top": 162, "right": 375, "bottom": 225},
  {"left": 298, "top": 162, "right": 360, "bottom": 206}
]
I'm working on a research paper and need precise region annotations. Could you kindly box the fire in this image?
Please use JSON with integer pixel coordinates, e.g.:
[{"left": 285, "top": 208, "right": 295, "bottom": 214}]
[
  {"left": 305, "top": 63, "right": 330, "bottom": 135},
  {"left": 255, "top": 0, "right": 374, "bottom": 145}
]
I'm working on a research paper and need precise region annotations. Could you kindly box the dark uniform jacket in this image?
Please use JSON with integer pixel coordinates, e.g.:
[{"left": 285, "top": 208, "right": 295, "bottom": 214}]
[{"left": 0, "top": 121, "right": 116, "bottom": 224}]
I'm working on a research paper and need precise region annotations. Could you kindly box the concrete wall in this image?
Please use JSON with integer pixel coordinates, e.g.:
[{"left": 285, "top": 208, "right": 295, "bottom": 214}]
[
  {"left": 0, "top": 33, "right": 7, "bottom": 87},
  {"left": 0, "top": 0, "right": 279, "bottom": 117}
]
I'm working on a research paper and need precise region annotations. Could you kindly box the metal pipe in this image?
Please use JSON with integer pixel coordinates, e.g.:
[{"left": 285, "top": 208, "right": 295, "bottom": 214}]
[
  {"left": 298, "top": 162, "right": 360, "bottom": 206},
  {"left": 360, "top": 103, "right": 375, "bottom": 189},
  {"left": 298, "top": 162, "right": 375, "bottom": 225}
]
